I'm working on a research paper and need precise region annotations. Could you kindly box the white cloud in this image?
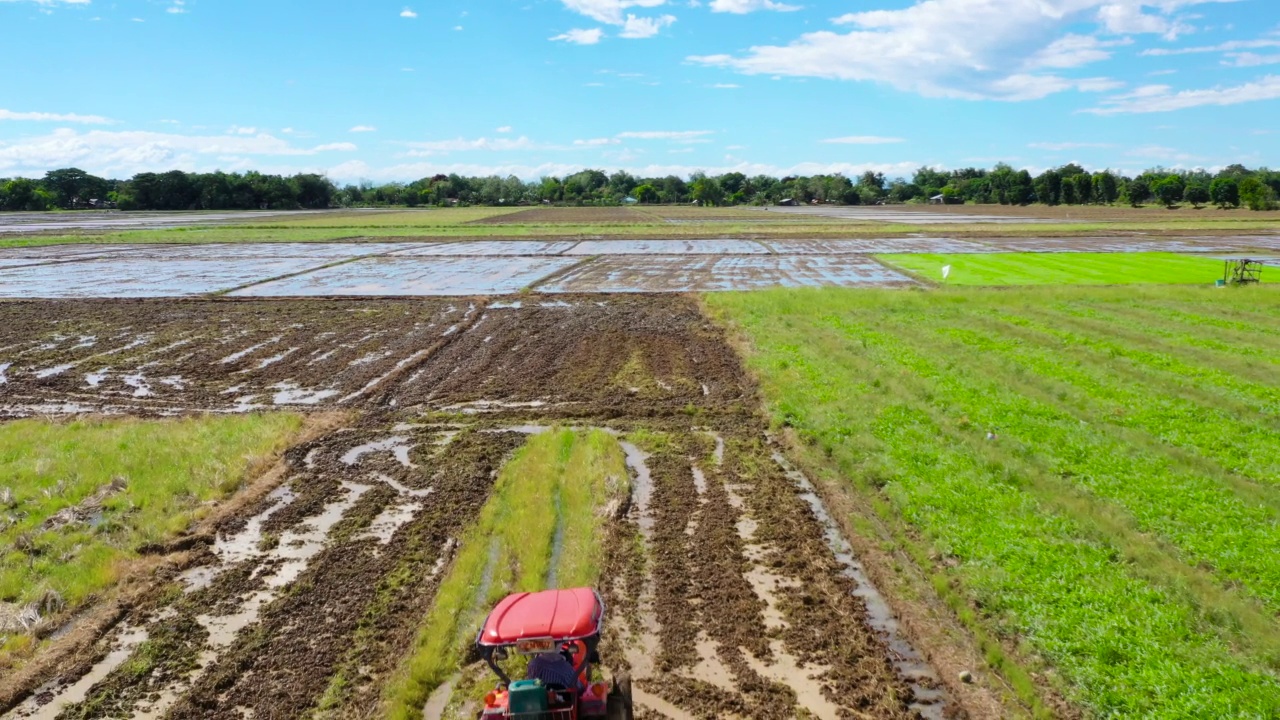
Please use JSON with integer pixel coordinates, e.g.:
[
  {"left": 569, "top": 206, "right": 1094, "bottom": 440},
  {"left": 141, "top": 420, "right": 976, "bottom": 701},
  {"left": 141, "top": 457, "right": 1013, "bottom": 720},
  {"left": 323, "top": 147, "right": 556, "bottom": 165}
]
[
  {"left": 1084, "top": 74, "right": 1280, "bottom": 114},
  {"left": 228, "top": 126, "right": 257, "bottom": 135},
  {"left": 1225, "top": 52, "right": 1280, "bottom": 67},
  {"left": 559, "top": 0, "right": 668, "bottom": 25},
  {"left": 1027, "top": 34, "right": 1131, "bottom": 69},
  {"left": 709, "top": 0, "right": 799, "bottom": 13},
  {"left": 281, "top": 127, "right": 295, "bottom": 134},
  {"left": 616, "top": 130, "right": 713, "bottom": 142},
  {"left": 1142, "top": 38, "right": 1280, "bottom": 56},
  {"left": 1029, "top": 141, "right": 1115, "bottom": 150},
  {"left": 402, "top": 136, "right": 548, "bottom": 155},
  {"left": 312, "top": 143, "right": 358, "bottom": 152},
  {"left": 688, "top": 0, "right": 1228, "bottom": 101},
  {"left": 619, "top": 13, "right": 675, "bottom": 38},
  {"left": 166, "top": 0, "right": 187, "bottom": 14},
  {"left": 0, "top": 108, "right": 111, "bottom": 124},
  {"left": 349, "top": 125, "right": 377, "bottom": 133},
  {"left": 454, "top": 25, "right": 463, "bottom": 30},
  {"left": 496, "top": 126, "right": 513, "bottom": 133},
  {"left": 400, "top": 7, "right": 417, "bottom": 18},
  {"left": 551, "top": 28, "right": 605, "bottom": 44},
  {"left": 1125, "top": 144, "right": 1203, "bottom": 162},
  {"left": 1097, "top": 4, "right": 1188, "bottom": 39},
  {"left": 574, "top": 137, "right": 621, "bottom": 146},
  {"left": 820, "top": 135, "right": 905, "bottom": 144},
  {"left": 557, "top": 0, "right": 673, "bottom": 40},
  {"left": 0, "top": 128, "right": 358, "bottom": 177},
  {"left": 708, "top": 83, "right": 740, "bottom": 88}
]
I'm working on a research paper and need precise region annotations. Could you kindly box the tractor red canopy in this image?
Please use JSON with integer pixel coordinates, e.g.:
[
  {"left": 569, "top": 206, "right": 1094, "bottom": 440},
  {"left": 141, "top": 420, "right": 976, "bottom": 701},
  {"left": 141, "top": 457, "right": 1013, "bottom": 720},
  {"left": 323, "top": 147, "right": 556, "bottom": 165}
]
[{"left": 477, "top": 588, "right": 604, "bottom": 646}]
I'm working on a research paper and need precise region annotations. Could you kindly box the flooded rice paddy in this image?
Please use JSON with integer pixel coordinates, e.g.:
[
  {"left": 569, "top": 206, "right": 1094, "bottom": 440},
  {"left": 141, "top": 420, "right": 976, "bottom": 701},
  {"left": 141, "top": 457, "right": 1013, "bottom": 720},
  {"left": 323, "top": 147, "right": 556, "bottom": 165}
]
[{"left": 1, "top": 236, "right": 1275, "bottom": 297}]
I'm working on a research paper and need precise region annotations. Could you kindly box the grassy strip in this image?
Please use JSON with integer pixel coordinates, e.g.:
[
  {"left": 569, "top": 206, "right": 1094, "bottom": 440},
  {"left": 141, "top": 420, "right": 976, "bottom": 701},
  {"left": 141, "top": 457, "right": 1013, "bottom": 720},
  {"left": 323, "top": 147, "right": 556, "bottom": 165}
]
[
  {"left": 707, "top": 287, "right": 1280, "bottom": 718},
  {"left": 879, "top": 252, "right": 1225, "bottom": 286},
  {"left": 382, "top": 428, "right": 628, "bottom": 720},
  {"left": 0, "top": 414, "right": 304, "bottom": 664}
]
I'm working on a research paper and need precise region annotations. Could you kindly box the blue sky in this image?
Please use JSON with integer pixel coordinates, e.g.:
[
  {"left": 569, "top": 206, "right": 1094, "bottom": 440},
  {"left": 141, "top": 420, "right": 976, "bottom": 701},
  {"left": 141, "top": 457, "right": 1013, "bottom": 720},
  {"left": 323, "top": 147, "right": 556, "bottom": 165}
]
[{"left": 1, "top": 0, "right": 1277, "bottom": 182}]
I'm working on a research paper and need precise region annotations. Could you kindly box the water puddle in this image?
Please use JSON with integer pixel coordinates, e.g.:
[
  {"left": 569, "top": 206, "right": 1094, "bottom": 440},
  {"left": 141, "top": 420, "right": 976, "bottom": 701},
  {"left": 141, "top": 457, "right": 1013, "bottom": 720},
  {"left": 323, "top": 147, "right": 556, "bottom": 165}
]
[
  {"left": 250, "top": 348, "right": 298, "bottom": 370},
  {"left": 770, "top": 452, "right": 948, "bottom": 719},
  {"left": 180, "top": 484, "right": 296, "bottom": 588},
  {"left": 371, "top": 472, "right": 433, "bottom": 498},
  {"left": 271, "top": 381, "right": 339, "bottom": 405},
  {"left": 341, "top": 436, "right": 414, "bottom": 467},
  {"left": 360, "top": 502, "right": 423, "bottom": 545},
  {"left": 691, "top": 466, "right": 708, "bottom": 495},
  {"left": 743, "top": 641, "right": 841, "bottom": 720},
  {"left": 439, "top": 399, "right": 549, "bottom": 414},
  {"left": 422, "top": 673, "right": 461, "bottom": 720},
  {"left": 220, "top": 337, "right": 280, "bottom": 365},
  {"left": 122, "top": 373, "right": 152, "bottom": 397},
  {"left": 620, "top": 441, "right": 654, "bottom": 535},
  {"left": 34, "top": 363, "right": 74, "bottom": 379},
  {"left": 6, "top": 621, "right": 152, "bottom": 719},
  {"left": 268, "top": 481, "right": 371, "bottom": 588}
]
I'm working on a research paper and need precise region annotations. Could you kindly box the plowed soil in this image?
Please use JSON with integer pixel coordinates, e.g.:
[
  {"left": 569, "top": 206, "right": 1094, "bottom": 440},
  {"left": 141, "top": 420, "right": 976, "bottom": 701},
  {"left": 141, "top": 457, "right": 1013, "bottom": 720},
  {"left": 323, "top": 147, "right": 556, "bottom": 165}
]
[{"left": 0, "top": 296, "right": 966, "bottom": 720}]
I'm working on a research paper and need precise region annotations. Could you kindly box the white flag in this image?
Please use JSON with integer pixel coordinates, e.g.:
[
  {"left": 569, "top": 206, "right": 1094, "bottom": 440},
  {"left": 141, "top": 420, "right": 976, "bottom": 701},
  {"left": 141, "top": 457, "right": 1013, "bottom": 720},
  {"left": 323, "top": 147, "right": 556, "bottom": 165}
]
[{"left": 942, "top": 265, "right": 952, "bottom": 280}]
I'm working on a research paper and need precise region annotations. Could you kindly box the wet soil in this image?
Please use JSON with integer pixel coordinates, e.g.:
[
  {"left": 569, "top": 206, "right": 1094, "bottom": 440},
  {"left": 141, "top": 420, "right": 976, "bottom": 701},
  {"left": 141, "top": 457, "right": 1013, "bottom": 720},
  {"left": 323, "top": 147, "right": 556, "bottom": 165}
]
[
  {"left": 1, "top": 295, "right": 971, "bottom": 720},
  {"left": 467, "top": 207, "right": 654, "bottom": 225}
]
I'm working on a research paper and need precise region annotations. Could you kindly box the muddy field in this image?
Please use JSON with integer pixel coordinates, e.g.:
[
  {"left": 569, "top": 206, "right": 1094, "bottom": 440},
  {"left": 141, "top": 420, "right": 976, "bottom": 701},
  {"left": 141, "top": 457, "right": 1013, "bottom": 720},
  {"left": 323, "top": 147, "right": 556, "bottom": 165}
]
[
  {"left": 468, "top": 207, "right": 654, "bottom": 225},
  {"left": 0, "top": 297, "right": 965, "bottom": 720}
]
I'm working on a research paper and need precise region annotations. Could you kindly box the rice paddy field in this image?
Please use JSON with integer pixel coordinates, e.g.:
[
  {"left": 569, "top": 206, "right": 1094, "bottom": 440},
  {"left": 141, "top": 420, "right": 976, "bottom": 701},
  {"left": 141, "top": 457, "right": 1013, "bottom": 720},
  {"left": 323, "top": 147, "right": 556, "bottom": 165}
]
[
  {"left": 3, "top": 205, "right": 1280, "bottom": 720},
  {"left": 706, "top": 285, "right": 1280, "bottom": 718}
]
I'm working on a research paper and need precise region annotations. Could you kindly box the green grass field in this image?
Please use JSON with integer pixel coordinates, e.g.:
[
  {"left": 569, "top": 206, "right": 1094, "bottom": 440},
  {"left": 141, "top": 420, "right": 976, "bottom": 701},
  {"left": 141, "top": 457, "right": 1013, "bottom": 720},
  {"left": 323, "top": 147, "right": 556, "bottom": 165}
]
[
  {"left": 384, "top": 428, "right": 628, "bottom": 720},
  {"left": 0, "top": 414, "right": 304, "bottom": 667},
  {"left": 707, "top": 285, "right": 1280, "bottom": 718},
  {"left": 880, "top": 252, "right": 1227, "bottom": 286}
]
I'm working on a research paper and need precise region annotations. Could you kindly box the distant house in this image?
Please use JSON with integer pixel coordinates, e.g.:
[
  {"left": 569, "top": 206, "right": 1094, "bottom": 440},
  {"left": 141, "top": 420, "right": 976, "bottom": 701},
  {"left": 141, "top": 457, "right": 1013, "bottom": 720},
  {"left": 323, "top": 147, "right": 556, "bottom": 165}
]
[
  {"left": 929, "top": 194, "right": 945, "bottom": 205},
  {"left": 777, "top": 198, "right": 798, "bottom": 206},
  {"left": 623, "top": 196, "right": 638, "bottom": 204}
]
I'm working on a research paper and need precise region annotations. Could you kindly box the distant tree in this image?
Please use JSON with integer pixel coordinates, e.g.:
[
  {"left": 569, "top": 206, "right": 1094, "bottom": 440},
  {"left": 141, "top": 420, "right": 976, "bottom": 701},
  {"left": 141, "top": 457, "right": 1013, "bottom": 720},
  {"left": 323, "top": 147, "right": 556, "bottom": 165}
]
[
  {"left": 1, "top": 178, "right": 50, "bottom": 211},
  {"left": 1092, "top": 171, "right": 1119, "bottom": 205},
  {"left": 633, "top": 184, "right": 660, "bottom": 203},
  {"left": 43, "top": 168, "right": 109, "bottom": 208},
  {"left": 1210, "top": 176, "right": 1240, "bottom": 209},
  {"left": 888, "top": 181, "right": 922, "bottom": 203},
  {"left": 691, "top": 176, "right": 723, "bottom": 206},
  {"left": 1239, "top": 177, "right": 1278, "bottom": 211},
  {"left": 1182, "top": 182, "right": 1210, "bottom": 209},
  {"left": 1071, "top": 173, "right": 1092, "bottom": 205},
  {"left": 1125, "top": 177, "right": 1152, "bottom": 207},
  {"left": 1152, "top": 176, "right": 1185, "bottom": 208}
]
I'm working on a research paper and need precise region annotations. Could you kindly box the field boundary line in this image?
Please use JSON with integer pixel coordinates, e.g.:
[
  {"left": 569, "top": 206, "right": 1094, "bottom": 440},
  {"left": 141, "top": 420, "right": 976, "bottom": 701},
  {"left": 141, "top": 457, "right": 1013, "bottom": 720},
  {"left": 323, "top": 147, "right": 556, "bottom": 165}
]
[
  {"left": 210, "top": 251, "right": 405, "bottom": 296},
  {"left": 522, "top": 255, "right": 600, "bottom": 292}
]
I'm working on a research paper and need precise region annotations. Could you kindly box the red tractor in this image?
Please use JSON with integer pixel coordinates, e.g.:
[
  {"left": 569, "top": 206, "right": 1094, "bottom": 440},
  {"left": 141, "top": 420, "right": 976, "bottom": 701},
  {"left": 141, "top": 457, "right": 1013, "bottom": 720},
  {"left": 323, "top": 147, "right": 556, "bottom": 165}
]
[{"left": 476, "top": 587, "right": 633, "bottom": 719}]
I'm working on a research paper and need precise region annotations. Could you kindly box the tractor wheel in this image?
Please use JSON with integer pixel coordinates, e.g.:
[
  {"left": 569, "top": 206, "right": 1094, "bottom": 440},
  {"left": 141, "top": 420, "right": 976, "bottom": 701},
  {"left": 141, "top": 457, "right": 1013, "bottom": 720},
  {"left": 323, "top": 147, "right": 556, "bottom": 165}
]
[{"left": 607, "top": 674, "right": 633, "bottom": 720}]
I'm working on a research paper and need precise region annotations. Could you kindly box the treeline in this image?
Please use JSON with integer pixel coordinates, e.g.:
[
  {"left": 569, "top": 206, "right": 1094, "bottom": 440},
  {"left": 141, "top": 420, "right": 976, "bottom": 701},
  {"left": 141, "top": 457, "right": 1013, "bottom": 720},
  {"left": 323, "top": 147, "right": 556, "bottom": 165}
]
[
  {"left": 0, "top": 169, "right": 335, "bottom": 212},
  {"left": 3, "top": 164, "right": 1279, "bottom": 211}
]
